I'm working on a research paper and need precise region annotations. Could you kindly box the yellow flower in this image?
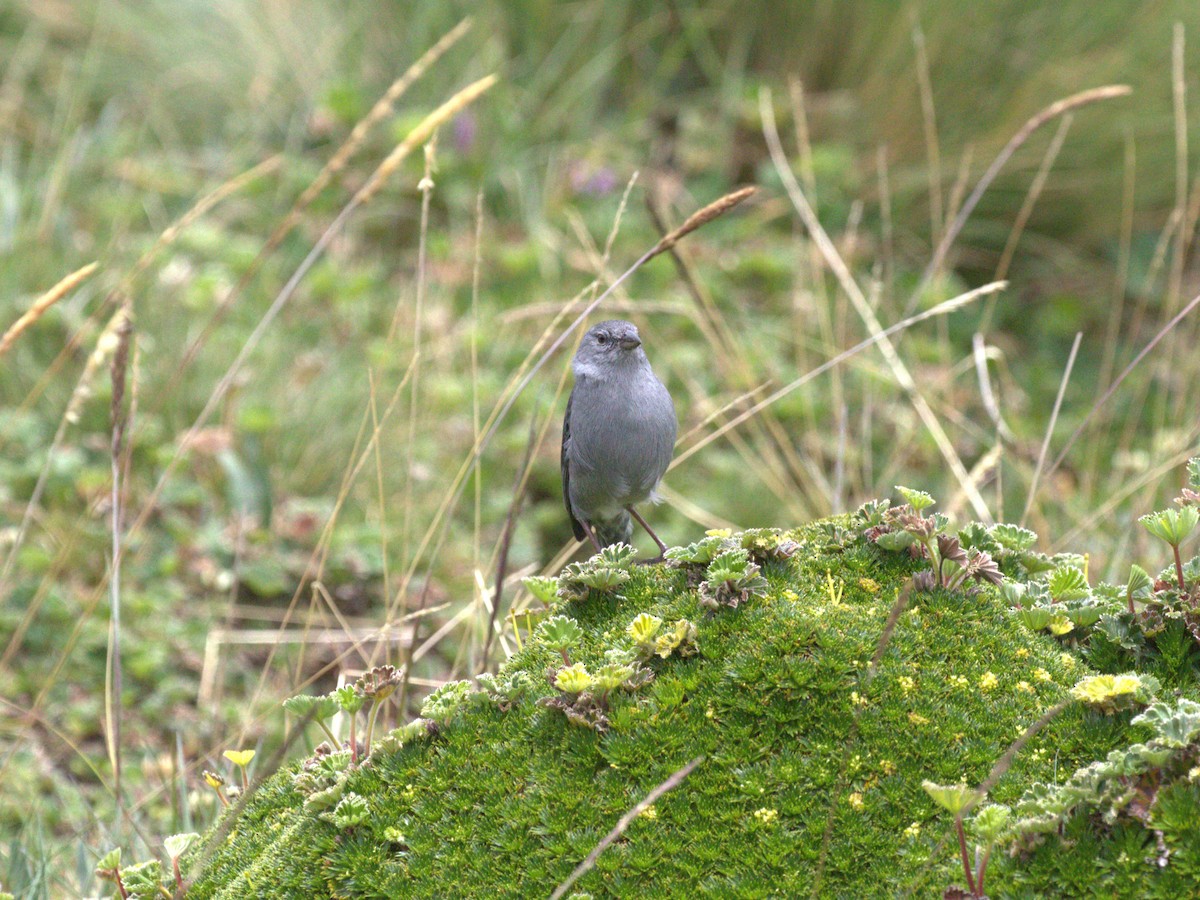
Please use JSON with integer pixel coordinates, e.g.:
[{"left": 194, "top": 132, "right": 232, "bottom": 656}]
[
  {"left": 554, "top": 663, "right": 592, "bottom": 694},
  {"left": 848, "top": 792, "right": 865, "bottom": 811},
  {"left": 1059, "top": 653, "right": 1076, "bottom": 669},
  {"left": 1015, "top": 648, "right": 1030, "bottom": 658},
  {"left": 908, "top": 712, "right": 930, "bottom": 726},
  {"left": 782, "top": 589, "right": 800, "bottom": 604},
  {"left": 706, "top": 528, "right": 733, "bottom": 538},
  {"left": 903, "top": 822, "right": 922, "bottom": 839},
  {"left": 979, "top": 672, "right": 998, "bottom": 692},
  {"left": 949, "top": 674, "right": 969, "bottom": 689},
  {"left": 639, "top": 804, "right": 658, "bottom": 821},
  {"left": 880, "top": 759, "right": 897, "bottom": 776},
  {"left": 850, "top": 691, "right": 867, "bottom": 708},
  {"left": 753, "top": 808, "right": 778, "bottom": 825},
  {"left": 1015, "top": 681, "right": 1034, "bottom": 694},
  {"left": 1034, "top": 667, "right": 1052, "bottom": 682},
  {"left": 858, "top": 578, "right": 880, "bottom": 594},
  {"left": 223, "top": 749, "right": 256, "bottom": 768},
  {"left": 1048, "top": 616, "right": 1073, "bottom": 636},
  {"left": 1070, "top": 674, "right": 1142, "bottom": 705},
  {"left": 898, "top": 676, "right": 916, "bottom": 695}
]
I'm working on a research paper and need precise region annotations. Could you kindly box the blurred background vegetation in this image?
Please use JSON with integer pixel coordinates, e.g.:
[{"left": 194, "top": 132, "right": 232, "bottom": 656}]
[{"left": 4, "top": 0, "right": 1200, "bottom": 894}]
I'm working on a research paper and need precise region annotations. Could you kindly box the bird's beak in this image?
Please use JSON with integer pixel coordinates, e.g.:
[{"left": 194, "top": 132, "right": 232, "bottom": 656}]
[{"left": 618, "top": 337, "right": 641, "bottom": 350}]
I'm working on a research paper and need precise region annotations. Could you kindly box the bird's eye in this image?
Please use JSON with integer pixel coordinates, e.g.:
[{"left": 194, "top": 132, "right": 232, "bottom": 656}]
[{"left": 595, "top": 334, "right": 608, "bottom": 345}]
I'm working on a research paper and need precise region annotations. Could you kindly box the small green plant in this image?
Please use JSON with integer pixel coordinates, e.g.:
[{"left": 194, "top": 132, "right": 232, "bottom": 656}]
[
  {"left": 859, "top": 488, "right": 1002, "bottom": 592},
  {"left": 522, "top": 575, "right": 561, "bottom": 604},
  {"left": 1069, "top": 672, "right": 1160, "bottom": 714},
  {"left": 475, "top": 670, "right": 535, "bottom": 711},
  {"left": 921, "top": 780, "right": 989, "bottom": 899},
  {"left": 536, "top": 614, "right": 584, "bottom": 664},
  {"left": 94, "top": 848, "right": 129, "bottom": 900},
  {"left": 357, "top": 664, "right": 403, "bottom": 755},
  {"left": 626, "top": 613, "right": 699, "bottom": 660},
  {"left": 420, "top": 679, "right": 473, "bottom": 725},
  {"left": 998, "top": 698, "right": 1200, "bottom": 856},
  {"left": 540, "top": 647, "right": 653, "bottom": 732},
  {"left": 120, "top": 859, "right": 168, "bottom": 899},
  {"left": 558, "top": 543, "right": 637, "bottom": 601},
  {"left": 1140, "top": 506, "right": 1200, "bottom": 591},
  {"left": 334, "top": 685, "right": 365, "bottom": 763},
  {"left": 282, "top": 692, "right": 343, "bottom": 748},
  {"left": 164, "top": 833, "right": 199, "bottom": 894},
  {"left": 698, "top": 548, "right": 769, "bottom": 610},
  {"left": 664, "top": 534, "right": 729, "bottom": 567},
  {"left": 324, "top": 792, "right": 369, "bottom": 830}
]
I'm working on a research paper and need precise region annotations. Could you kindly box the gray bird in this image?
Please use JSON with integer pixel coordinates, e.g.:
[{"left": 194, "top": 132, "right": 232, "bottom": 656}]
[{"left": 561, "top": 320, "right": 677, "bottom": 556}]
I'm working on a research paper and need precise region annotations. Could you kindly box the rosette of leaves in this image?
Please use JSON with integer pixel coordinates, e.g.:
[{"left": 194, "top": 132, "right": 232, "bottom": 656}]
[
  {"left": 652, "top": 618, "right": 699, "bottom": 659},
  {"left": 958, "top": 520, "right": 1065, "bottom": 578},
  {"left": 852, "top": 498, "right": 891, "bottom": 531},
  {"left": 626, "top": 613, "right": 699, "bottom": 661},
  {"left": 324, "top": 792, "right": 369, "bottom": 830},
  {"left": 664, "top": 534, "right": 730, "bottom": 567},
  {"left": 737, "top": 528, "right": 801, "bottom": 565},
  {"left": 540, "top": 649, "right": 652, "bottom": 732},
  {"left": 474, "top": 670, "right": 535, "bottom": 712},
  {"left": 522, "top": 575, "right": 560, "bottom": 605},
  {"left": 626, "top": 612, "right": 664, "bottom": 655},
  {"left": 557, "top": 543, "right": 637, "bottom": 602},
  {"left": 120, "top": 859, "right": 169, "bottom": 899},
  {"left": 540, "top": 662, "right": 605, "bottom": 730},
  {"left": 814, "top": 519, "right": 857, "bottom": 551},
  {"left": 294, "top": 749, "right": 353, "bottom": 807},
  {"left": 698, "top": 548, "right": 769, "bottom": 611},
  {"left": 536, "top": 614, "right": 584, "bottom": 664},
  {"left": 420, "top": 679, "right": 474, "bottom": 725},
  {"left": 1069, "top": 672, "right": 1160, "bottom": 714},
  {"left": 371, "top": 718, "right": 436, "bottom": 757}
]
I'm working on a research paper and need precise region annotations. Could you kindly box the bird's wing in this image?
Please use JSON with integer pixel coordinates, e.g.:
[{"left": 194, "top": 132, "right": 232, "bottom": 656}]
[{"left": 561, "top": 389, "right": 586, "bottom": 541}]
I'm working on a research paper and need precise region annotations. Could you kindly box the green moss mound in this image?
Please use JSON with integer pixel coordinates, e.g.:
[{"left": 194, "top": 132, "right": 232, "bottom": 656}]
[{"left": 185, "top": 522, "right": 1195, "bottom": 898}]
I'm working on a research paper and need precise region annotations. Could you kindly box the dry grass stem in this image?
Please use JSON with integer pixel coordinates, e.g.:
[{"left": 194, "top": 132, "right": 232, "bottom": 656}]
[
  {"left": 649, "top": 186, "right": 756, "bottom": 258},
  {"left": 1022, "top": 332, "right": 1082, "bottom": 525},
  {"left": 918, "top": 84, "right": 1132, "bottom": 297},
  {"left": 672, "top": 283, "right": 1005, "bottom": 470},
  {"left": 1049, "top": 290, "right": 1200, "bottom": 479},
  {"left": 762, "top": 85, "right": 996, "bottom": 521},
  {"left": 356, "top": 74, "right": 497, "bottom": 205},
  {"left": 0, "top": 261, "right": 98, "bottom": 358},
  {"left": 550, "top": 756, "right": 704, "bottom": 900},
  {"left": 175, "top": 19, "right": 470, "bottom": 378},
  {"left": 104, "top": 305, "right": 134, "bottom": 814},
  {"left": 912, "top": 21, "right": 943, "bottom": 239}
]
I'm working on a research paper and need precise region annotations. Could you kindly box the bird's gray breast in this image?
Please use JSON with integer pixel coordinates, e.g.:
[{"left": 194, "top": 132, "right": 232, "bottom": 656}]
[{"left": 566, "top": 369, "right": 676, "bottom": 516}]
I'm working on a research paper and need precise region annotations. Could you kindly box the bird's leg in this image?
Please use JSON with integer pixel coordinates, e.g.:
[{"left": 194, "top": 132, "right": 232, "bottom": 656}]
[
  {"left": 626, "top": 505, "right": 668, "bottom": 561},
  {"left": 578, "top": 518, "right": 605, "bottom": 554}
]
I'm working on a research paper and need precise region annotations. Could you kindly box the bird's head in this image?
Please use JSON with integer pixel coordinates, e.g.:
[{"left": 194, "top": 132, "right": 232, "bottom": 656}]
[{"left": 573, "top": 321, "right": 647, "bottom": 377}]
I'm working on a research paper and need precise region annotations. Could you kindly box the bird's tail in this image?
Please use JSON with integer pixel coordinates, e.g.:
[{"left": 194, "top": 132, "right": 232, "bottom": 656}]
[{"left": 593, "top": 511, "right": 633, "bottom": 548}]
